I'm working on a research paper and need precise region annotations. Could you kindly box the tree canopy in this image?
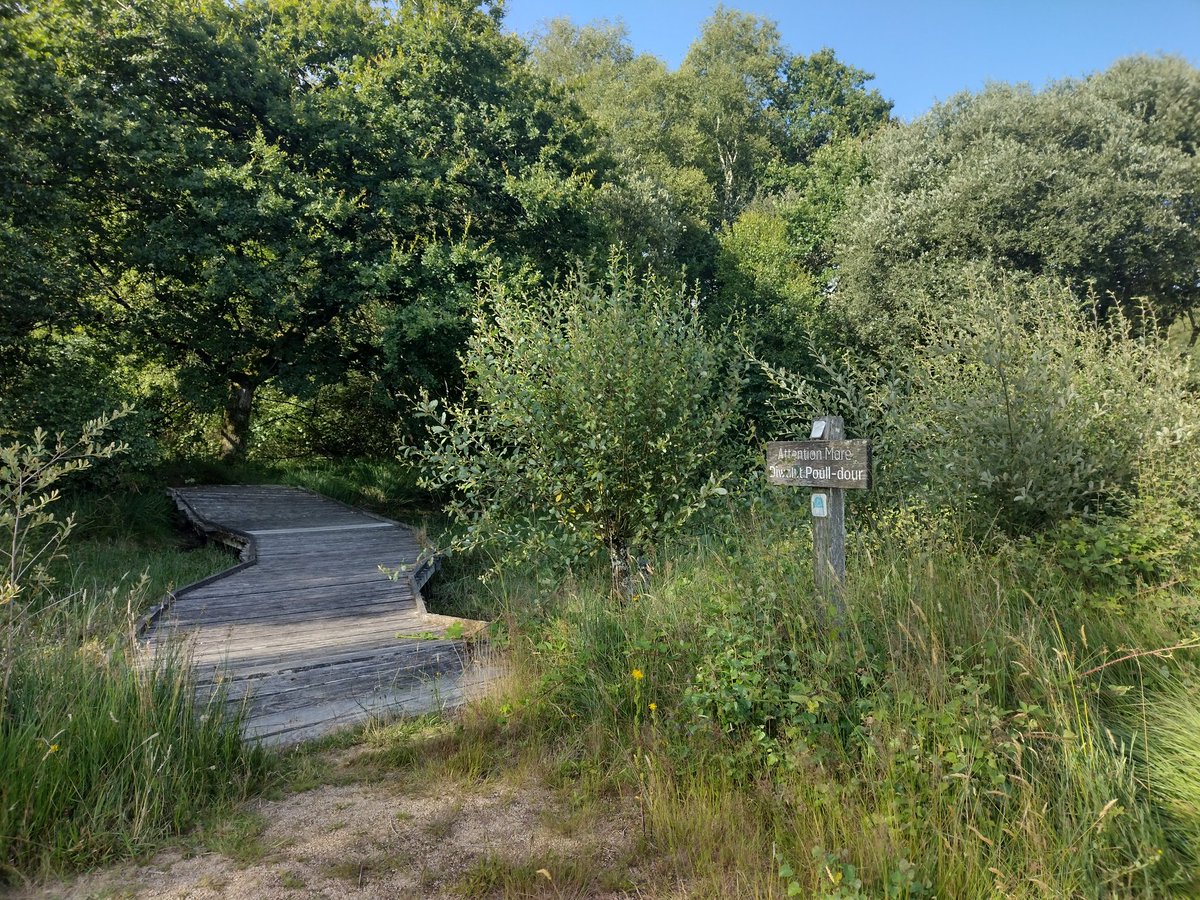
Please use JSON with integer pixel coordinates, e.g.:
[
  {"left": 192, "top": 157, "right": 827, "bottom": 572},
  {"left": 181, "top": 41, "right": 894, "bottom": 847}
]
[
  {"left": 530, "top": 9, "right": 890, "bottom": 277},
  {"left": 2, "top": 0, "right": 603, "bottom": 458},
  {"left": 835, "top": 56, "right": 1200, "bottom": 352},
  {"left": 3, "top": 1, "right": 1198, "bottom": 465}
]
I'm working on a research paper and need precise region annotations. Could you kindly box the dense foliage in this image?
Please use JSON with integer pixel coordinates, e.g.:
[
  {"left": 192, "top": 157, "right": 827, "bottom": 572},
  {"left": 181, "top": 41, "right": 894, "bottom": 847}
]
[
  {"left": 502, "top": 507, "right": 1200, "bottom": 897},
  {"left": 836, "top": 56, "right": 1200, "bottom": 353},
  {"left": 764, "top": 276, "right": 1200, "bottom": 533},
  {"left": 1, "top": 0, "right": 603, "bottom": 459},
  {"left": 409, "top": 262, "right": 742, "bottom": 593}
]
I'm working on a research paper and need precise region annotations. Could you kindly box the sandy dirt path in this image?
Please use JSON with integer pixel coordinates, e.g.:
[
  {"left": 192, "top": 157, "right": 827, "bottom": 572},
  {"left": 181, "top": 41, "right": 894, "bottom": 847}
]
[{"left": 20, "top": 753, "right": 652, "bottom": 900}]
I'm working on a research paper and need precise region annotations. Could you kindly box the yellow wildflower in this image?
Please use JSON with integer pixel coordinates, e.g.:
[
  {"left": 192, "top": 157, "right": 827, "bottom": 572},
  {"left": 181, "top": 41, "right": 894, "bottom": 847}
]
[
  {"left": 631, "top": 669, "right": 644, "bottom": 681},
  {"left": 649, "top": 703, "right": 657, "bottom": 711}
]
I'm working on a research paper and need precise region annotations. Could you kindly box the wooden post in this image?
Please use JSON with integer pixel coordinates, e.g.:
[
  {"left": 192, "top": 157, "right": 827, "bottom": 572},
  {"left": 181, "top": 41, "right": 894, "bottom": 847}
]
[
  {"left": 764, "top": 420, "right": 869, "bottom": 623},
  {"left": 811, "top": 416, "right": 846, "bottom": 620}
]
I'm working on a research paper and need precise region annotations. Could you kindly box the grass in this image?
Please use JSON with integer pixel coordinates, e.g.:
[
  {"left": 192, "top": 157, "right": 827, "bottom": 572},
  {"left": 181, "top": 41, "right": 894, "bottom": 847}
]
[
  {"left": 0, "top": 450, "right": 446, "bottom": 885},
  {"left": 279, "top": 870, "right": 306, "bottom": 889},
  {"left": 322, "top": 853, "right": 402, "bottom": 883},
  {"left": 50, "top": 489, "right": 233, "bottom": 619},
  {"left": 0, "top": 478, "right": 272, "bottom": 884},
  {"left": 385, "top": 498, "right": 1200, "bottom": 898},
  {"left": 191, "top": 811, "right": 272, "bottom": 866},
  {"left": 0, "top": 637, "right": 272, "bottom": 881},
  {"left": 452, "top": 848, "right": 636, "bottom": 898},
  {"left": 330, "top": 709, "right": 533, "bottom": 786}
]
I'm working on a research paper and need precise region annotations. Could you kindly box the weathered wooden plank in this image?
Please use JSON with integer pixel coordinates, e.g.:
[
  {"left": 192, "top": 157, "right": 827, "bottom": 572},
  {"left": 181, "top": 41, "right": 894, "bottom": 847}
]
[
  {"left": 172, "top": 623, "right": 444, "bottom": 662},
  {"left": 163, "top": 598, "right": 418, "bottom": 630},
  {"left": 252, "top": 535, "right": 422, "bottom": 553},
  {"left": 149, "top": 484, "right": 482, "bottom": 745},
  {"left": 243, "top": 676, "right": 470, "bottom": 743},
  {"left": 168, "top": 579, "right": 413, "bottom": 610},
  {"left": 153, "top": 610, "right": 452, "bottom": 662},
  {"left": 161, "top": 622, "right": 422, "bottom": 658},
  {"left": 206, "top": 651, "right": 468, "bottom": 714},
  {"left": 247, "top": 523, "right": 395, "bottom": 536},
  {"left": 192, "top": 638, "right": 462, "bottom": 685},
  {"left": 177, "top": 587, "right": 411, "bottom": 611},
  {"left": 244, "top": 664, "right": 497, "bottom": 745},
  {"left": 160, "top": 598, "right": 419, "bottom": 633},
  {"left": 216, "top": 658, "right": 465, "bottom": 709}
]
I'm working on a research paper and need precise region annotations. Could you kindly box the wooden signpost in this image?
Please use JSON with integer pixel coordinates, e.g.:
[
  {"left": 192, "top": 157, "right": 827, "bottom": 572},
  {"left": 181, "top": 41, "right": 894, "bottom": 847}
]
[{"left": 766, "top": 416, "right": 871, "bottom": 618}]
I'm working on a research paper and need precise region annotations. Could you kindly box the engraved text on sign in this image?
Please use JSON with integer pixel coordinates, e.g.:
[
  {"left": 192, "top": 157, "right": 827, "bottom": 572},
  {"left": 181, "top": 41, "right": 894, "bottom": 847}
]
[{"left": 765, "top": 440, "right": 872, "bottom": 490}]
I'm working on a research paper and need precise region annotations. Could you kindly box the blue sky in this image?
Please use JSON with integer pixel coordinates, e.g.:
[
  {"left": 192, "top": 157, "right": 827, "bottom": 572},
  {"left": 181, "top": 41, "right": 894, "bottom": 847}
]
[{"left": 501, "top": 1, "right": 1200, "bottom": 120}]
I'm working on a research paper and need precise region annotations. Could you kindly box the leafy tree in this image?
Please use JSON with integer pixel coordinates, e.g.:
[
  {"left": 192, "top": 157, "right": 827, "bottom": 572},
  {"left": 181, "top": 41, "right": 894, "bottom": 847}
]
[
  {"left": 531, "top": 11, "right": 890, "bottom": 394},
  {"left": 772, "top": 48, "right": 896, "bottom": 173},
  {"left": 678, "top": 8, "right": 890, "bottom": 224},
  {"left": 2, "top": 0, "right": 602, "bottom": 460},
  {"left": 530, "top": 10, "right": 890, "bottom": 277},
  {"left": 1090, "top": 55, "right": 1200, "bottom": 343},
  {"left": 714, "top": 137, "right": 873, "bottom": 380},
  {"left": 836, "top": 56, "right": 1200, "bottom": 353},
  {"left": 529, "top": 19, "right": 716, "bottom": 274},
  {"left": 677, "top": 8, "right": 793, "bottom": 224},
  {"left": 0, "top": 1, "right": 95, "bottom": 379},
  {"left": 409, "top": 261, "right": 742, "bottom": 595}
]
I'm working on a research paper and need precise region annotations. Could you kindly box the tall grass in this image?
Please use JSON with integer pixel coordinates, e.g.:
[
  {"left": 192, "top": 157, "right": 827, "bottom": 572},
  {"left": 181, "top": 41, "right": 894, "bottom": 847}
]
[
  {"left": 488, "top": 503, "right": 1200, "bottom": 897},
  {"left": 0, "top": 632, "right": 269, "bottom": 881},
  {"left": 1, "top": 567, "right": 271, "bottom": 883},
  {"left": 52, "top": 490, "right": 233, "bottom": 612},
  {"left": 2, "top": 454, "right": 271, "bottom": 884},
  {"left": 3, "top": 547, "right": 271, "bottom": 883}
]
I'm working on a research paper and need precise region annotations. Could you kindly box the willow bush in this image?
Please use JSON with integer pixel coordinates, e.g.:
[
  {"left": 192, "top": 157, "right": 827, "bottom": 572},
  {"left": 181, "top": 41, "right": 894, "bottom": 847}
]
[
  {"left": 764, "top": 276, "right": 1200, "bottom": 535},
  {"left": 408, "top": 261, "right": 743, "bottom": 594}
]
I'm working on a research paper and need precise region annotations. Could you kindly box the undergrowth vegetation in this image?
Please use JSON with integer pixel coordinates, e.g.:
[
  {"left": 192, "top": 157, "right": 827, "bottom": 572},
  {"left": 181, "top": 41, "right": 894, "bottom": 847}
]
[
  {"left": 0, "top": 638, "right": 268, "bottom": 880},
  {"left": 431, "top": 502, "right": 1200, "bottom": 897},
  {"left": 763, "top": 276, "right": 1200, "bottom": 535},
  {"left": 391, "top": 264, "right": 1200, "bottom": 896},
  {"left": 0, "top": 426, "right": 270, "bottom": 883}
]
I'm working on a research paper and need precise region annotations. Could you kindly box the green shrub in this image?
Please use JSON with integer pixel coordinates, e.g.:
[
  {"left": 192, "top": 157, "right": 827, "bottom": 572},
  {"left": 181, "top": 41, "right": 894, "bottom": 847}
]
[
  {"left": 764, "top": 276, "right": 1200, "bottom": 534},
  {"left": 1030, "top": 503, "right": 1199, "bottom": 595},
  {"left": 247, "top": 373, "right": 401, "bottom": 462},
  {"left": 408, "top": 260, "right": 743, "bottom": 594},
  {"left": 1, "top": 413, "right": 128, "bottom": 615},
  {"left": 901, "top": 283, "right": 1197, "bottom": 530}
]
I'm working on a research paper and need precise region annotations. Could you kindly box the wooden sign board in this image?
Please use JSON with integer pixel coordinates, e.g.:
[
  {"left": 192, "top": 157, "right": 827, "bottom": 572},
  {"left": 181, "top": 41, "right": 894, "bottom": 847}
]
[{"left": 765, "top": 440, "right": 872, "bottom": 490}]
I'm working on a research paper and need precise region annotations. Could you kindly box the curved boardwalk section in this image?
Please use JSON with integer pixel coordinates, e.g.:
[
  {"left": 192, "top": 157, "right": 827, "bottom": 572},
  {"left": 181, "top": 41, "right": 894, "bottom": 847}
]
[{"left": 144, "top": 485, "right": 485, "bottom": 746}]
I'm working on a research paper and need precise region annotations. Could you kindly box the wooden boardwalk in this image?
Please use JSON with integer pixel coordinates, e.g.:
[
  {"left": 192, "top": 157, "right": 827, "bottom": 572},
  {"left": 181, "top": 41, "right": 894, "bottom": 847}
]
[{"left": 142, "top": 485, "right": 487, "bottom": 746}]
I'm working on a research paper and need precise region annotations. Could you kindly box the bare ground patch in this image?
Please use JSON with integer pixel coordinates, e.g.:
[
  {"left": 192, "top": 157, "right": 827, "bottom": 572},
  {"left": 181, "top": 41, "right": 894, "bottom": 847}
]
[{"left": 19, "top": 751, "right": 654, "bottom": 900}]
